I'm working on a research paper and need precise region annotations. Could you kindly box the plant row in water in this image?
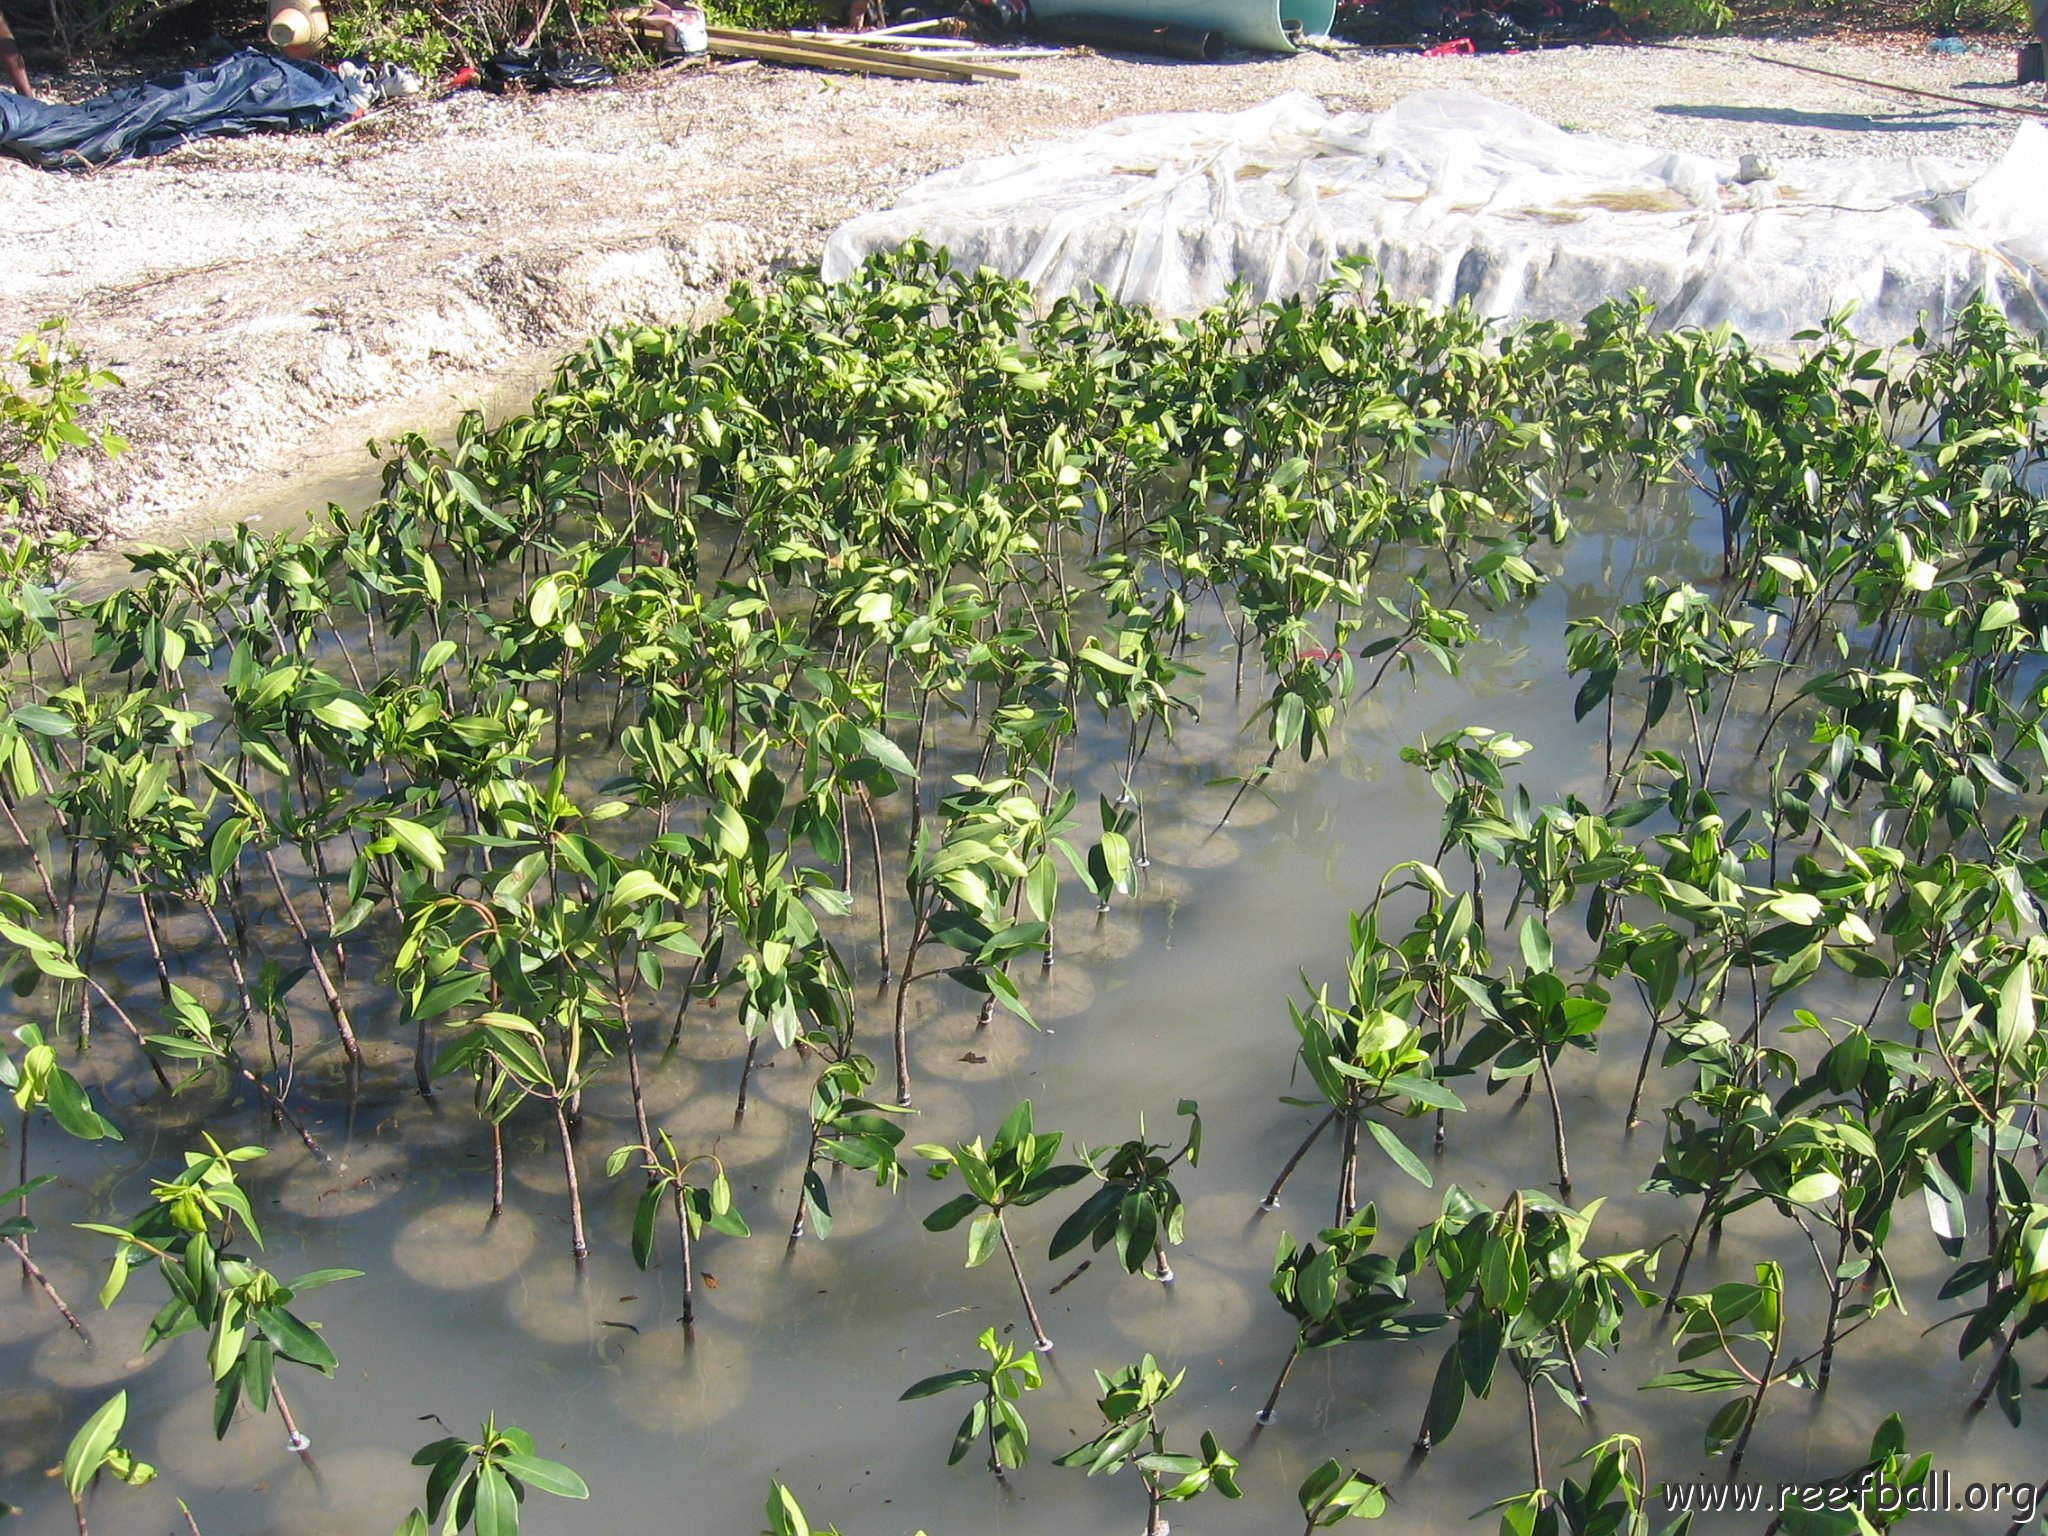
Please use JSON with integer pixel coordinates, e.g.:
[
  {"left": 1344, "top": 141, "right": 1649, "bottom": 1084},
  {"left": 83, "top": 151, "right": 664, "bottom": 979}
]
[{"left": 3, "top": 244, "right": 2047, "bottom": 1535}]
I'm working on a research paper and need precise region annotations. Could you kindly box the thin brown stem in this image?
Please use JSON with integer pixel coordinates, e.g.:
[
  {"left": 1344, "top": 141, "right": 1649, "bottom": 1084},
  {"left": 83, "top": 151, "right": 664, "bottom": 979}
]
[
  {"left": 4, "top": 1234, "right": 88, "bottom": 1337},
  {"left": 997, "top": 1212, "right": 1051, "bottom": 1351}
]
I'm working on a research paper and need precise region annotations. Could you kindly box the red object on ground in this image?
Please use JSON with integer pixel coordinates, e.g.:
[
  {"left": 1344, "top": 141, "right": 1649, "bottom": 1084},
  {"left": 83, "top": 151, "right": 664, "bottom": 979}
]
[
  {"left": 1423, "top": 36, "right": 1474, "bottom": 54},
  {"left": 443, "top": 65, "right": 480, "bottom": 91}
]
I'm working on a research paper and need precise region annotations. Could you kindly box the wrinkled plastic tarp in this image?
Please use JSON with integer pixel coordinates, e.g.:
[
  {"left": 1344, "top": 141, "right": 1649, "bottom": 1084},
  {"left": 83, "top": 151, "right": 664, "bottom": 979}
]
[
  {"left": 823, "top": 91, "right": 2048, "bottom": 342},
  {"left": 0, "top": 50, "right": 353, "bottom": 170}
]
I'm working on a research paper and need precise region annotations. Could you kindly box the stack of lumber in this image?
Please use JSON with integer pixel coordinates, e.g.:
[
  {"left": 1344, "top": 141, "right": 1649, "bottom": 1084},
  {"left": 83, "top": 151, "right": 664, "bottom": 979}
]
[{"left": 706, "top": 23, "right": 1024, "bottom": 79}]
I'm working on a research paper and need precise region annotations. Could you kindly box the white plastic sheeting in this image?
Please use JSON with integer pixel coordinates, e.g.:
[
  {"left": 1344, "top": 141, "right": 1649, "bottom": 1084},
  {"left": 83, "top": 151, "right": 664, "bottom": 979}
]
[{"left": 822, "top": 91, "right": 2048, "bottom": 341}]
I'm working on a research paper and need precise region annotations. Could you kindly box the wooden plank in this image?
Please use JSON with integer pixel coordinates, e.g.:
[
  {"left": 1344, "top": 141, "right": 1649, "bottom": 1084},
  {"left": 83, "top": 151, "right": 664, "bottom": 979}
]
[
  {"left": 709, "top": 25, "right": 1018, "bottom": 78},
  {"left": 792, "top": 29, "right": 981, "bottom": 47},
  {"left": 705, "top": 33, "right": 978, "bottom": 79}
]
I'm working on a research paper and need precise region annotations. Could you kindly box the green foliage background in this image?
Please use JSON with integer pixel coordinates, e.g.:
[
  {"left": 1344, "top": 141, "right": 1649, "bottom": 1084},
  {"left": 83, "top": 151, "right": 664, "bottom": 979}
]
[{"left": 0, "top": 322, "right": 123, "bottom": 537}]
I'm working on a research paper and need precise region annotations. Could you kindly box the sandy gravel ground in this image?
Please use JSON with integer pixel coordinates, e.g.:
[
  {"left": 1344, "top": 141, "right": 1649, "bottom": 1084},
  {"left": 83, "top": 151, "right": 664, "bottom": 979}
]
[{"left": 1, "top": 34, "right": 2040, "bottom": 539}]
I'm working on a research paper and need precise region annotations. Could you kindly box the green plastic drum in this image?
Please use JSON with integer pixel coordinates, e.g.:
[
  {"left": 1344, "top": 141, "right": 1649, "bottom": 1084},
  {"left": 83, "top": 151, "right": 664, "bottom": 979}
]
[{"left": 1034, "top": 0, "right": 1335, "bottom": 54}]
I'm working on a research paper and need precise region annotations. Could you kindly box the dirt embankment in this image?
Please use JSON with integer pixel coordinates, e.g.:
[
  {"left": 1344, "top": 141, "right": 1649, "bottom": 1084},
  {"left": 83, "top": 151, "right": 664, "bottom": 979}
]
[{"left": 1, "top": 34, "right": 2034, "bottom": 542}]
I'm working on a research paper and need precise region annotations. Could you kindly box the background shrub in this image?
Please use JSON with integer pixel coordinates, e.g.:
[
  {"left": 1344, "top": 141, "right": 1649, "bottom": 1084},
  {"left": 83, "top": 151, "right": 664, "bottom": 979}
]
[{"left": 1, "top": 321, "right": 124, "bottom": 535}]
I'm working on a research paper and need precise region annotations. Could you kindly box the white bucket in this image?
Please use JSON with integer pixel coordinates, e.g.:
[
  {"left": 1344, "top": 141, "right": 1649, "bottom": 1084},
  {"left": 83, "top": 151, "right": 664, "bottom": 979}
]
[{"left": 670, "top": 4, "right": 708, "bottom": 54}]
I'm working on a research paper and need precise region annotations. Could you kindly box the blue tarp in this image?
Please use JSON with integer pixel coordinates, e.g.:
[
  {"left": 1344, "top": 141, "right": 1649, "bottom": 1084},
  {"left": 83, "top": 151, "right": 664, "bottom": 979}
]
[{"left": 0, "top": 49, "right": 353, "bottom": 169}]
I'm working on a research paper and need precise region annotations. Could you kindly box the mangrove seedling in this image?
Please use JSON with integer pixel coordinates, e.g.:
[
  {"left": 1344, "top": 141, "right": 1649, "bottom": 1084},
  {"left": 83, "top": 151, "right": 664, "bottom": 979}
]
[
  {"left": 1258, "top": 1203, "right": 1440, "bottom": 1425},
  {"left": 918, "top": 1099, "right": 1088, "bottom": 1351},
  {"left": 605, "top": 1132, "right": 749, "bottom": 1331},
  {"left": 1297, "top": 1459, "right": 1387, "bottom": 1532},
  {"left": 1486, "top": 1433, "right": 1679, "bottom": 1536},
  {"left": 1053, "top": 1354, "right": 1242, "bottom": 1536},
  {"left": 787, "top": 1045, "right": 908, "bottom": 1249},
  {"left": 1261, "top": 909, "right": 1465, "bottom": 1222},
  {"left": 395, "top": 1414, "right": 589, "bottom": 1536},
  {"left": 1407, "top": 1187, "right": 1656, "bottom": 1483},
  {"left": 1050, "top": 1098, "right": 1201, "bottom": 1283},
  {"left": 78, "top": 1136, "right": 358, "bottom": 1451},
  {"left": 899, "top": 1323, "right": 1042, "bottom": 1478},
  {"left": 1451, "top": 951, "right": 1608, "bottom": 1196},
  {"left": 891, "top": 777, "right": 1051, "bottom": 1106},
  {"left": 62, "top": 1390, "right": 155, "bottom": 1536},
  {"left": 1645, "top": 1261, "right": 1807, "bottom": 1477}
]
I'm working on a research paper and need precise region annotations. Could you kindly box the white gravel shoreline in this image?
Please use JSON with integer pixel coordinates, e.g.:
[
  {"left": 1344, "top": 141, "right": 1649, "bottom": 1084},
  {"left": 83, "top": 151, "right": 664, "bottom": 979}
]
[{"left": 2, "top": 33, "right": 2041, "bottom": 540}]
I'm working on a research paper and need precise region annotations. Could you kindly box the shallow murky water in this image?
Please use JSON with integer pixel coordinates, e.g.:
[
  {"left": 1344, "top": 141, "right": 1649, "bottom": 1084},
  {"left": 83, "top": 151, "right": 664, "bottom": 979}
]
[{"left": 3, "top": 476, "right": 2041, "bottom": 1536}]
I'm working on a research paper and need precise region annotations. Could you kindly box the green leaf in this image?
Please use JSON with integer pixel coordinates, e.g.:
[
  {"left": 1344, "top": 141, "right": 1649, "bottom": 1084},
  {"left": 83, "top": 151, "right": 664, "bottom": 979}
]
[
  {"left": 1383, "top": 1073, "right": 1465, "bottom": 1113},
  {"left": 709, "top": 802, "right": 749, "bottom": 858},
  {"left": 1422, "top": 1346, "right": 1464, "bottom": 1444},
  {"left": 310, "top": 696, "right": 372, "bottom": 733},
  {"left": 1078, "top": 644, "right": 1137, "bottom": 676},
  {"left": 1025, "top": 856, "right": 1057, "bottom": 923},
  {"left": 900, "top": 1369, "right": 981, "bottom": 1401},
  {"left": 1704, "top": 1397, "right": 1749, "bottom": 1456},
  {"left": 856, "top": 726, "right": 916, "bottom": 781},
  {"left": 6, "top": 703, "right": 72, "bottom": 737},
  {"left": 383, "top": 817, "right": 445, "bottom": 873},
  {"left": 767, "top": 1483, "right": 812, "bottom": 1536},
  {"left": 1996, "top": 963, "right": 2035, "bottom": 1057},
  {"left": 923, "top": 1193, "right": 980, "bottom": 1233},
  {"left": 473, "top": 1462, "right": 517, "bottom": 1536},
  {"left": 1920, "top": 1156, "right": 1968, "bottom": 1255},
  {"left": 0, "top": 1174, "right": 54, "bottom": 1206},
  {"left": 609, "top": 870, "right": 675, "bottom": 910},
  {"left": 1980, "top": 597, "right": 2021, "bottom": 633},
  {"left": 44, "top": 1070, "right": 119, "bottom": 1142},
  {"left": 497, "top": 1453, "right": 589, "bottom": 1501},
  {"left": 1365, "top": 1118, "right": 1431, "bottom": 1187},
  {"left": 1642, "top": 1367, "right": 1748, "bottom": 1393},
  {"left": 254, "top": 1305, "right": 336, "bottom": 1372},
  {"left": 631, "top": 1185, "right": 661, "bottom": 1271},
  {"left": 966, "top": 1208, "right": 1001, "bottom": 1269},
  {"left": 412, "top": 971, "right": 489, "bottom": 1022},
  {"left": 284, "top": 1268, "right": 362, "bottom": 1292},
  {"left": 63, "top": 1391, "right": 127, "bottom": 1502},
  {"left": 1784, "top": 1171, "right": 1841, "bottom": 1207}
]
